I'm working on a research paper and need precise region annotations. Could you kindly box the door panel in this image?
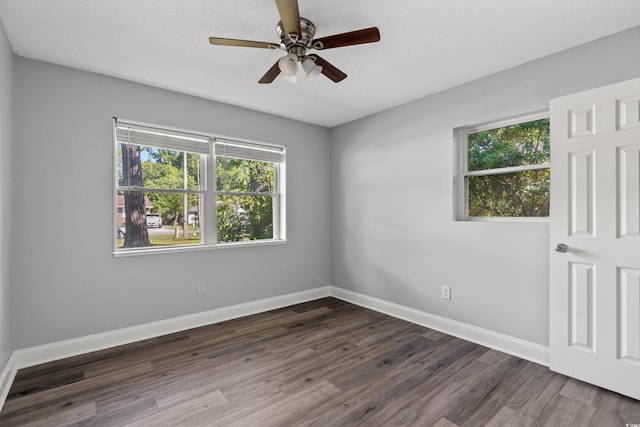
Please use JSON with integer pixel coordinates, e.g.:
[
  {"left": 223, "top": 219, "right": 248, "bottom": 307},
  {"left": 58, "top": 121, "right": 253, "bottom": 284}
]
[
  {"left": 618, "top": 96, "right": 640, "bottom": 130},
  {"left": 569, "top": 151, "right": 596, "bottom": 236},
  {"left": 550, "top": 77, "right": 640, "bottom": 400},
  {"left": 569, "top": 262, "right": 595, "bottom": 351},
  {"left": 618, "top": 146, "right": 640, "bottom": 237},
  {"left": 619, "top": 267, "right": 640, "bottom": 361}
]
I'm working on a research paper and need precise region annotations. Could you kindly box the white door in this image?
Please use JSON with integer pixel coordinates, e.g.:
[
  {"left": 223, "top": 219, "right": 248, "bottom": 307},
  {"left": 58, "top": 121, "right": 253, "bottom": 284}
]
[{"left": 550, "top": 77, "right": 640, "bottom": 399}]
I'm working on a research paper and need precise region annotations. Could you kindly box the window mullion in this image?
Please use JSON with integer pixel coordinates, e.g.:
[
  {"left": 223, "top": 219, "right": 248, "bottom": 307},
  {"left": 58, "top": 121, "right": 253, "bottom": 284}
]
[
  {"left": 205, "top": 143, "right": 217, "bottom": 245},
  {"left": 459, "top": 129, "right": 469, "bottom": 220},
  {"left": 273, "top": 163, "right": 279, "bottom": 240}
]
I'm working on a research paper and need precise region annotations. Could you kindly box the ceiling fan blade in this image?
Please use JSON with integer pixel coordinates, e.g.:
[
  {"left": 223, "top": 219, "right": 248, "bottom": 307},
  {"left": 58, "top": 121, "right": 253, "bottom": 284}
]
[
  {"left": 275, "top": 0, "right": 301, "bottom": 42},
  {"left": 312, "top": 27, "right": 380, "bottom": 50},
  {"left": 258, "top": 61, "right": 282, "bottom": 84},
  {"left": 308, "top": 54, "right": 347, "bottom": 83},
  {"left": 209, "top": 37, "right": 280, "bottom": 50}
]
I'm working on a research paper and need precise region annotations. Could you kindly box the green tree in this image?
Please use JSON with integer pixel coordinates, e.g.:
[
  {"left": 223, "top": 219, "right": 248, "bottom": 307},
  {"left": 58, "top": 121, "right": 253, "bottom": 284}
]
[
  {"left": 216, "top": 157, "right": 274, "bottom": 242},
  {"left": 147, "top": 149, "right": 201, "bottom": 188},
  {"left": 246, "top": 161, "right": 274, "bottom": 239}
]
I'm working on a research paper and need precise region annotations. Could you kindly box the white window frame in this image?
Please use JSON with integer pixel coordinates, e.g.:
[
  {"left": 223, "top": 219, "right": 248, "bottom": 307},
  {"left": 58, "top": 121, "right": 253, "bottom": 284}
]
[
  {"left": 113, "top": 118, "right": 286, "bottom": 256},
  {"left": 456, "top": 111, "right": 550, "bottom": 221},
  {"left": 214, "top": 138, "right": 286, "bottom": 245}
]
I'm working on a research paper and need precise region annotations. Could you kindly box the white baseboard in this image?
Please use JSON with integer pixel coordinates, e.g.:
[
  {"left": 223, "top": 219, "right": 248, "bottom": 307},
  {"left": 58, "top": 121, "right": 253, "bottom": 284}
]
[
  {"left": 0, "top": 353, "right": 16, "bottom": 413},
  {"left": 11, "top": 286, "right": 331, "bottom": 371},
  {"left": 330, "top": 286, "right": 549, "bottom": 366},
  {"left": 1, "top": 284, "right": 549, "bottom": 412}
]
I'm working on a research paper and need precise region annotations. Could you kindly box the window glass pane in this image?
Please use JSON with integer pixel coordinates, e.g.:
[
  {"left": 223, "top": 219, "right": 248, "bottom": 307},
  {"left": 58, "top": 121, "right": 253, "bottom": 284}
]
[
  {"left": 216, "top": 157, "right": 274, "bottom": 193},
  {"left": 117, "top": 143, "right": 203, "bottom": 190},
  {"left": 467, "top": 118, "right": 550, "bottom": 171},
  {"left": 116, "top": 191, "right": 201, "bottom": 248},
  {"left": 467, "top": 168, "right": 550, "bottom": 217},
  {"left": 186, "top": 153, "right": 202, "bottom": 190},
  {"left": 217, "top": 195, "right": 274, "bottom": 243}
]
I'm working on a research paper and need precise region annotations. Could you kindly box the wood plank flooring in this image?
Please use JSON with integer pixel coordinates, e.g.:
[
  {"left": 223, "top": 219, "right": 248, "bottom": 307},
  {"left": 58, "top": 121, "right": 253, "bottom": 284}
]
[{"left": 1, "top": 297, "right": 638, "bottom": 426}]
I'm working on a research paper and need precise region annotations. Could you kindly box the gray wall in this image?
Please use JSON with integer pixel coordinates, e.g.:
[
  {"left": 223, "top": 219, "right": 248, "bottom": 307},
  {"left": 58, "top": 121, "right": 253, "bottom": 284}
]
[
  {"left": 0, "top": 19, "right": 13, "bottom": 369},
  {"left": 11, "top": 58, "right": 331, "bottom": 349},
  {"left": 330, "top": 26, "right": 640, "bottom": 346}
]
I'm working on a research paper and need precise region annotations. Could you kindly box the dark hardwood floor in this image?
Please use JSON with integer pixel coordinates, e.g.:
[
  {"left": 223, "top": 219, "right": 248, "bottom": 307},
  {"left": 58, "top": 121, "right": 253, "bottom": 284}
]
[{"left": 1, "top": 297, "right": 638, "bottom": 426}]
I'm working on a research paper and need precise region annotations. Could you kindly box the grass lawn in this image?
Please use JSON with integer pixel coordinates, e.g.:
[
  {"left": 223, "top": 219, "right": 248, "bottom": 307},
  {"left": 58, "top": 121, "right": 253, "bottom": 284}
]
[
  {"left": 150, "top": 234, "right": 200, "bottom": 246},
  {"left": 117, "top": 228, "right": 201, "bottom": 248}
]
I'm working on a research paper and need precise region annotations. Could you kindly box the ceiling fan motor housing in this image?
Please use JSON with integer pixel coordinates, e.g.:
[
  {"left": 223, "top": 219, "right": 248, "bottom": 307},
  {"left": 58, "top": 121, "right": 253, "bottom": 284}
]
[{"left": 277, "top": 17, "right": 319, "bottom": 57}]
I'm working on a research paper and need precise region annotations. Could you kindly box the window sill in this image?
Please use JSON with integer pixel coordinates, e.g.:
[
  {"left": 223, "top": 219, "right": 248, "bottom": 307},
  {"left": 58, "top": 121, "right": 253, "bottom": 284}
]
[
  {"left": 459, "top": 216, "right": 550, "bottom": 223},
  {"left": 113, "top": 239, "right": 287, "bottom": 258}
]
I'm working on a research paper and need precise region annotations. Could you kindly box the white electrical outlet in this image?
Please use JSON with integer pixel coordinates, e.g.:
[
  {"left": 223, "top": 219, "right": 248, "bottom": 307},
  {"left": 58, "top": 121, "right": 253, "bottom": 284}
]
[
  {"left": 197, "top": 283, "right": 205, "bottom": 295},
  {"left": 441, "top": 286, "right": 451, "bottom": 300}
]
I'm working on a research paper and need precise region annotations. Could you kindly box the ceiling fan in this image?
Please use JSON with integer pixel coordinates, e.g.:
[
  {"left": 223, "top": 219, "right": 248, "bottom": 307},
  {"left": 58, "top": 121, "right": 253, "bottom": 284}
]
[{"left": 208, "top": 0, "right": 380, "bottom": 84}]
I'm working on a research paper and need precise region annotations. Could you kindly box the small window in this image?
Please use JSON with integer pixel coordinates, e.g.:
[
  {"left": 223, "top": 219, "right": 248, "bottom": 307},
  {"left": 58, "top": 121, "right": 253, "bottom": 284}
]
[
  {"left": 458, "top": 113, "right": 550, "bottom": 219},
  {"left": 114, "top": 119, "right": 286, "bottom": 254}
]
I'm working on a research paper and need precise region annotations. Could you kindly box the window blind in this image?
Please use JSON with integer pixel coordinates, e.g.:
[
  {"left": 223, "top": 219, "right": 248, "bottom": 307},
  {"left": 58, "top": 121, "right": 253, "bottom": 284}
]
[
  {"left": 215, "top": 138, "right": 285, "bottom": 163},
  {"left": 115, "top": 120, "right": 211, "bottom": 154}
]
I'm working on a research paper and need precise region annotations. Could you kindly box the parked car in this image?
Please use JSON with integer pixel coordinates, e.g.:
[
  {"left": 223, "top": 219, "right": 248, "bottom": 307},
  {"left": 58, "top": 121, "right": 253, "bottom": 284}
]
[
  {"left": 146, "top": 213, "right": 162, "bottom": 228},
  {"left": 117, "top": 226, "right": 126, "bottom": 239}
]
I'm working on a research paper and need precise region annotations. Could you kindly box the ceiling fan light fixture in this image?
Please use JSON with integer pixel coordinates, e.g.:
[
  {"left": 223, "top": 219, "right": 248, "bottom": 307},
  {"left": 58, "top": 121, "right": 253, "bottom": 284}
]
[
  {"left": 302, "top": 57, "right": 322, "bottom": 81},
  {"left": 278, "top": 53, "right": 298, "bottom": 76},
  {"left": 282, "top": 73, "right": 299, "bottom": 84}
]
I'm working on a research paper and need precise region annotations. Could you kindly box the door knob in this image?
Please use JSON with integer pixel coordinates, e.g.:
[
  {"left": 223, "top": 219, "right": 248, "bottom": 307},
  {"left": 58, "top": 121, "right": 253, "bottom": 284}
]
[{"left": 555, "top": 243, "right": 568, "bottom": 253}]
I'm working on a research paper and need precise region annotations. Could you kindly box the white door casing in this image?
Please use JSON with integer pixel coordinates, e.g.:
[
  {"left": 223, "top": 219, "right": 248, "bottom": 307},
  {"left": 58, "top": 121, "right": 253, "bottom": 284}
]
[{"left": 550, "top": 77, "right": 640, "bottom": 399}]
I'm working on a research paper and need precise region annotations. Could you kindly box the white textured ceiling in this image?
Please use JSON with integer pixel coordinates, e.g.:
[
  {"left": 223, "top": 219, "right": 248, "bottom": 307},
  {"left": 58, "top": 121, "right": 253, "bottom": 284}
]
[{"left": 0, "top": 0, "right": 639, "bottom": 127}]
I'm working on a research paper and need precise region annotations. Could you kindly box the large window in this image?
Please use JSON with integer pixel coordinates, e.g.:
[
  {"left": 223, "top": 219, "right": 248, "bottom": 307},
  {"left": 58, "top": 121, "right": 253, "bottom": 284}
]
[
  {"left": 114, "top": 119, "right": 285, "bottom": 254},
  {"left": 458, "top": 113, "right": 550, "bottom": 219}
]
